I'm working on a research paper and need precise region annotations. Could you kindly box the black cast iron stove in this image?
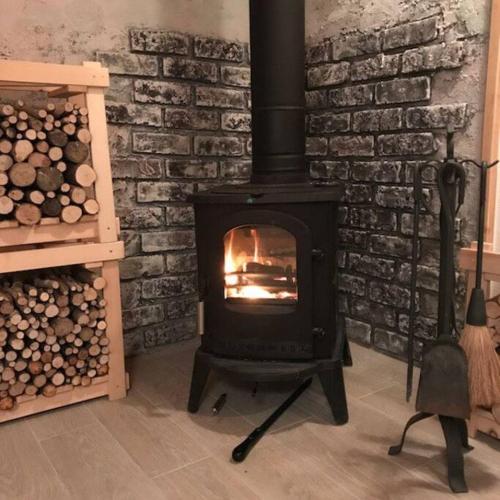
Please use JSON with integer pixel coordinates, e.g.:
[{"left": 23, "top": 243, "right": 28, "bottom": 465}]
[{"left": 187, "top": 0, "right": 349, "bottom": 424}]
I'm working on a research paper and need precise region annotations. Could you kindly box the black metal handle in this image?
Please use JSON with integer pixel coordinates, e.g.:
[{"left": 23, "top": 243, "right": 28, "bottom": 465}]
[{"left": 231, "top": 377, "right": 312, "bottom": 463}]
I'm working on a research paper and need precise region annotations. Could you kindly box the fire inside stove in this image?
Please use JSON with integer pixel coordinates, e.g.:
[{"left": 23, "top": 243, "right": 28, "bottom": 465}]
[{"left": 224, "top": 225, "right": 298, "bottom": 303}]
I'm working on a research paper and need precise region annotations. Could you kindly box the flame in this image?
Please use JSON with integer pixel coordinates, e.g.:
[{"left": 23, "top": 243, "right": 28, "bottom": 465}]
[{"left": 224, "top": 226, "right": 297, "bottom": 301}]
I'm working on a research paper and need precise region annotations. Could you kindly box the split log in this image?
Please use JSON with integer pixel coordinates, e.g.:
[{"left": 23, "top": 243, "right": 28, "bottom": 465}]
[
  {"left": 9, "top": 163, "right": 36, "bottom": 187},
  {"left": 27, "top": 152, "right": 51, "bottom": 168},
  {"left": 15, "top": 204, "right": 42, "bottom": 226},
  {"left": 12, "top": 140, "right": 34, "bottom": 162},
  {"left": 0, "top": 196, "right": 14, "bottom": 215},
  {"left": 83, "top": 199, "right": 99, "bottom": 215},
  {"left": 47, "top": 129, "right": 68, "bottom": 148},
  {"left": 36, "top": 167, "right": 64, "bottom": 192},
  {"left": 65, "top": 164, "right": 96, "bottom": 187},
  {"left": 64, "top": 141, "right": 89, "bottom": 163},
  {"left": 0, "top": 154, "right": 13, "bottom": 172},
  {"left": 61, "top": 205, "right": 82, "bottom": 224}
]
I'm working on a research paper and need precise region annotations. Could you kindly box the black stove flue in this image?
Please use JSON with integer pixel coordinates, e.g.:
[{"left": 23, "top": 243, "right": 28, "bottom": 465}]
[{"left": 187, "top": 0, "right": 349, "bottom": 425}]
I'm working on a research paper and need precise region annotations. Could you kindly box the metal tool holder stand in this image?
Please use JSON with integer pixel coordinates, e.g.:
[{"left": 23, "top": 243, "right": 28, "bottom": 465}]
[{"left": 389, "top": 134, "right": 473, "bottom": 494}]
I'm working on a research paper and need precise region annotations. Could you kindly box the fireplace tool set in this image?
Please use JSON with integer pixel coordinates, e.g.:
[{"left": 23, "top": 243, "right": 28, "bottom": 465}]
[{"left": 389, "top": 131, "right": 499, "bottom": 493}]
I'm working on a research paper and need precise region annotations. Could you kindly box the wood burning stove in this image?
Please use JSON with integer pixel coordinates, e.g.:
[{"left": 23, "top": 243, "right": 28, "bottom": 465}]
[{"left": 187, "top": 0, "right": 349, "bottom": 424}]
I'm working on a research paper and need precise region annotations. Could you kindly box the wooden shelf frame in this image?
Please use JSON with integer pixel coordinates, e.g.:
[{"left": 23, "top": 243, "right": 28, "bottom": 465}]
[
  {"left": 0, "top": 59, "right": 127, "bottom": 423},
  {"left": 483, "top": 0, "right": 500, "bottom": 245}
]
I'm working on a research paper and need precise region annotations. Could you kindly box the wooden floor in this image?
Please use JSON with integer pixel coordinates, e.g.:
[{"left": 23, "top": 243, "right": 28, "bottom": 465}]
[{"left": 0, "top": 339, "right": 499, "bottom": 499}]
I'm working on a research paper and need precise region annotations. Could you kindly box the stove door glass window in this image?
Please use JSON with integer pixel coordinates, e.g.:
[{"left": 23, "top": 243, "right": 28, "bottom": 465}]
[{"left": 224, "top": 225, "right": 298, "bottom": 303}]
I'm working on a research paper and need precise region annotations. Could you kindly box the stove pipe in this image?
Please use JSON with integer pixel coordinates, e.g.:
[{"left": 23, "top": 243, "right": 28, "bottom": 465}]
[{"left": 250, "top": 0, "right": 306, "bottom": 184}]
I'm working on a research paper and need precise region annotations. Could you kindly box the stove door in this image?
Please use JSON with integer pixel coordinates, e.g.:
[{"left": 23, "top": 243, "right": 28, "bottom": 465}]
[{"left": 203, "top": 209, "right": 313, "bottom": 360}]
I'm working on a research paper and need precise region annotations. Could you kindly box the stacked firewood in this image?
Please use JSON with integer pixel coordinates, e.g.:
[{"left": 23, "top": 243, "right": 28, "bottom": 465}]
[
  {"left": 0, "top": 101, "right": 99, "bottom": 225},
  {"left": 0, "top": 267, "right": 109, "bottom": 411}
]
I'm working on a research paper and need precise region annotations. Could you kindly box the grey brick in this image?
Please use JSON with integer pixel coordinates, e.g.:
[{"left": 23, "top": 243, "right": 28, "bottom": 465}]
[
  {"left": 329, "top": 135, "right": 374, "bottom": 157},
  {"left": 309, "top": 112, "right": 350, "bottom": 134},
  {"left": 195, "top": 87, "right": 246, "bottom": 109},
  {"left": 307, "top": 40, "right": 332, "bottom": 64},
  {"left": 144, "top": 317, "right": 196, "bottom": 347},
  {"left": 120, "top": 230, "right": 141, "bottom": 257},
  {"left": 123, "top": 304, "right": 165, "bottom": 330},
  {"left": 345, "top": 317, "right": 371, "bottom": 344},
  {"left": 333, "top": 32, "right": 381, "bottom": 60},
  {"left": 220, "top": 160, "right": 252, "bottom": 178},
  {"left": 399, "top": 314, "right": 437, "bottom": 340},
  {"left": 112, "top": 157, "right": 162, "bottom": 179},
  {"left": 121, "top": 281, "right": 141, "bottom": 309},
  {"left": 163, "top": 57, "right": 218, "bottom": 82},
  {"left": 108, "top": 125, "right": 131, "bottom": 156},
  {"left": 119, "top": 207, "right": 163, "bottom": 228},
  {"left": 374, "top": 328, "right": 408, "bottom": 356},
  {"left": 133, "top": 132, "right": 190, "bottom": 155},
  {"left": 339, "top": 229, "right": 368, "bottom": 247},
  {"left": 375, "top": 77, "right": 430, "bottom": 105},
  {"left": 406, "top": 104, "right": 467, "bottom": 129},
  {"left": 351, "top": 54, "right": 399, "bottom": 82},
  {"left": 370, "top": 282, "right": 410, "bottom": 308},
  {"left": 220, "top": 66, "right": 251, "bottom": 87},
  {"left": 398, "top": 263, "right": 439, "bottom": 292},
  {"left": 383, "top": 17, "right": 439, "bottom": 50},
  {"left": 164, "top": 108, "right": 219, "bottom": 130},
  {"left": 142, "top": 230, "right": 195, "bottom": 252},
  {"left": 370, "top": 235, "right": 412, "bottom": 258},
  {"left": 309, "top": 160, "right": 349, "bottom": 180},
  {"left": 347, "top": 208, "right": 397, "bottom": 232},
  {"left": 352, "top": 108, "right": 402, "bottom": 132},
  {"left": 401, "top": 213, "right": 440, "bottom": 239},
  {"left": 106, "top": 103, "right": 161, "bottom": 127},
  {"left": 339, "top": 274, "right": 366, "bottom": 296},
  {"left": 137, "top": 181, "right": 193, "bottom": 202},
  {"left": 307, "top": 62, "right": 350, "bottom": 88},
  {"left": 142, "top": 274, "right": 197, "bottom": 299},
  {"left": 166, "top": 206, "right": 195, "bottom": 225},
  {"left": 120, "top": 254, "right": 165, "bottom": 279},
  {"left": 378, "top": 133, "right": 435, "bottom": 156},
  {"left": 306, "top": 90, "right": 329, "bottom": 109},
  {"left": 166, "top": 296, "right": 197, "bottom": 319},
  {"left": 113, "top": 180, "right": 136, "bottom": 209},
  {"left": 194, "top": 36, "right": 245, "bottom": 62},
  {"left": 166, "top": 160, "right": 218, "bottom": 178},
  {"left": 351, "top": 299, "right": 397, "bottom": 328},
  {"left": 194, "top": 136, "right": 243, "bottom": 156},
  {"left": 166, "top": 252, "right": 197, "bottom": 272},
  {"left": 402, "top": 42, "right": 464, "bottom": 73},
  {"left": 342, "top": 184, "right": 373, "bottom": 204},
  {"left": 351, "top": 161, "right": 402, "bottom": 183},
  {"left": 134, "top": 79, "right": 191, "bottom": 105},
  {"left": 348, "top": 253, "right": 396, "bottom": 279},
  {"left": 329, "top": 84, "right": 373, "bottom": 107},
  {"left": 96, "top": 51, "right": 158, "bottom": 76},
  {"left": 419, "top": 291, "right": 439, "bottom": 319},
  {"left": 221, "top": 112, "right": 251, "bottom": 132},
  {"left": 375, "top": 186, "right": 414, "bottom": 209},
  {"left": 306, "top": 137, "right": 328, "bottom": 156},
  {"left": 130, "top": 29, "right": 190, "bottom": 54}
]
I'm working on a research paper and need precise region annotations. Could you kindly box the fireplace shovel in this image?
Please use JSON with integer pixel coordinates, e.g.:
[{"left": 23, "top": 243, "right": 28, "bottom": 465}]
[{"left": 389, "top": 141, "right": 472, "bottom": 493}]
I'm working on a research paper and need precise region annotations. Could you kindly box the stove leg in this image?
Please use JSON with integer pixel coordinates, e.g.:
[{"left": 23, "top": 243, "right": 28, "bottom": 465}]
[
  {"left": 318, "top": 361, "right": 348, "bottom": 425},
  {"left": 188, "top": 349, "right": 211, "bottom": 413}
]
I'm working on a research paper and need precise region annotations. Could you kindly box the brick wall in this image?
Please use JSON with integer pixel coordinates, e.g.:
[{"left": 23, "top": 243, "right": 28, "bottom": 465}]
[
  {"left": 306, "top": 15, "right": 480, "bottom": 359},
  {"left": 97, "top": 30, "right": 251, "bottom": 354}
]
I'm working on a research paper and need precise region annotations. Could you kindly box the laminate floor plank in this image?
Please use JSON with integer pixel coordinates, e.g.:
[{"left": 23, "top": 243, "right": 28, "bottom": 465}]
[{"left": 41, "top": 423, "right": 164, "bottom": 500}]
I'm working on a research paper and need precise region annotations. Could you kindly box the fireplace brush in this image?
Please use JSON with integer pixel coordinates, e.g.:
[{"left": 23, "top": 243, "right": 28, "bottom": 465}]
[
  {"left": 232, "top": 377, "right": 312, "bottom": 463},
  {"left": 459, "top": 159, "right": 500, "bottom": 409}
]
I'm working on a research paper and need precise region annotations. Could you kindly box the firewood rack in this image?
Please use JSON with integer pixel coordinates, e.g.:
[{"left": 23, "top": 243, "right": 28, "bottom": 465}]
[{"left": 0, "top": 60, "right": 127, "bottom": 423}]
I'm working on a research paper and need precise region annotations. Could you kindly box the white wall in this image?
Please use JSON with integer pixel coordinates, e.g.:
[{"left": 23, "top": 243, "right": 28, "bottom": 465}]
[{"left": 0, "top": 0, "right": 249, "bottom": 63}]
